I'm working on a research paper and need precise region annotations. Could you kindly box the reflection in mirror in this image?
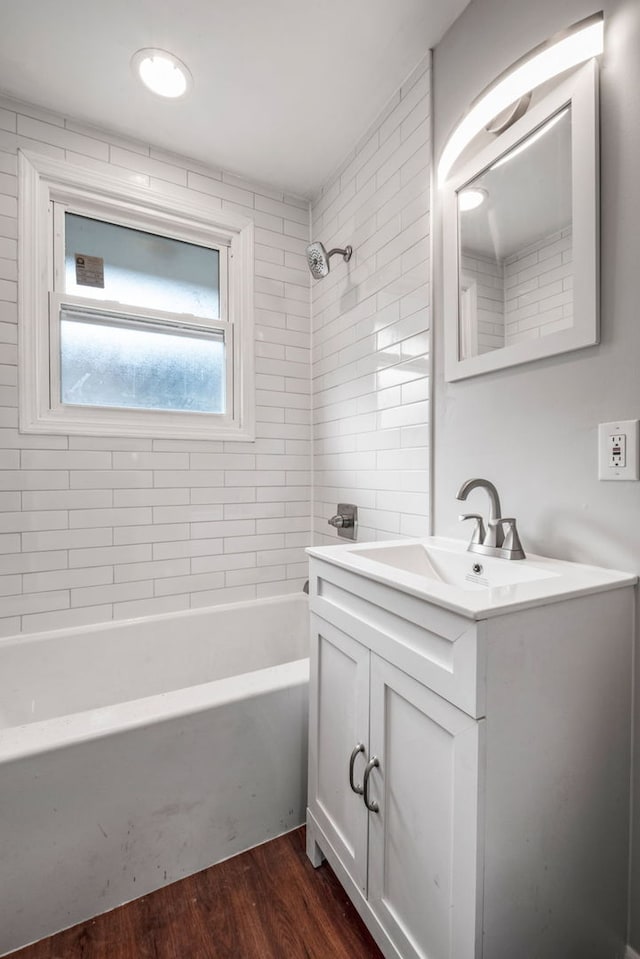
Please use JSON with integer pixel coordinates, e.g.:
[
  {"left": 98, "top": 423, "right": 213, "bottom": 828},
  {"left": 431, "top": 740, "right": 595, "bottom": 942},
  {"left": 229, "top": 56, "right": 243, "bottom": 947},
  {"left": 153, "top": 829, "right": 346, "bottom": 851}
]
[{"left": 457, "top": 106, "right": 572, "bottom": 360}]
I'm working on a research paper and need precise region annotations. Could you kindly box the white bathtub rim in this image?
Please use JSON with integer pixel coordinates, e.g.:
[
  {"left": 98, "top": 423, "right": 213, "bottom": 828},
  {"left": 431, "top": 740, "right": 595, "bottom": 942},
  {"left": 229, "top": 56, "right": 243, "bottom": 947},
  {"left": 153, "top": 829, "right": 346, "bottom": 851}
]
[
  {"left": 0, "top": 657, "right": 309, "bottom": 766},
  {"left": 0, "top": 591, "right": 308, "bottom": 651}
]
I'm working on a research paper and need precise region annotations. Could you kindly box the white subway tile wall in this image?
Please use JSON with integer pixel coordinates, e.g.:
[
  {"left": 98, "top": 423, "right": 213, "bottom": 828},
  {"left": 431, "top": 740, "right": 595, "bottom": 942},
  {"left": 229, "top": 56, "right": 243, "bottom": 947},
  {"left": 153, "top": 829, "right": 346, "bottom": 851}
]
[
  {"left": 460, "top": 252, "right": 505, "bottom": 353},
  {"left": 504, "top": 226, "right": 573, "bottom": 344},
  {"left": 0, "top": 97, "right": 311, "bottom": 634},
  {"left": 460, "top": 225, "right": 573, "bottom": 354},
  {"left": 311, "top": 56, "right": 431, "bottom": 545}
]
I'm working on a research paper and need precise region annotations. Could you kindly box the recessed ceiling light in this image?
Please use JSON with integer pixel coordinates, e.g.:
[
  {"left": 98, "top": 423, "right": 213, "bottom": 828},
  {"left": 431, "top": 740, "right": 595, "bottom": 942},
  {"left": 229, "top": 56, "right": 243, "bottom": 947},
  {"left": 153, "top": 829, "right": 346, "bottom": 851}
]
[
  {"left": 131, "top": 48, "right": 193, "bottom": 99},
  {"left": 458, "top": 188, "right": 487, "bottom": 212}
]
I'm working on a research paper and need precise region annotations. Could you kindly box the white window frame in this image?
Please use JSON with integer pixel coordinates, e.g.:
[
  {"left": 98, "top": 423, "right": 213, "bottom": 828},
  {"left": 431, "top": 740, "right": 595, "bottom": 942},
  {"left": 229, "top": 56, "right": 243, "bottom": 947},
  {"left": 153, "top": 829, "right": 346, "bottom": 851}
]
[{"left": 18, "top": 150, "right": 255, "bottom": 441}]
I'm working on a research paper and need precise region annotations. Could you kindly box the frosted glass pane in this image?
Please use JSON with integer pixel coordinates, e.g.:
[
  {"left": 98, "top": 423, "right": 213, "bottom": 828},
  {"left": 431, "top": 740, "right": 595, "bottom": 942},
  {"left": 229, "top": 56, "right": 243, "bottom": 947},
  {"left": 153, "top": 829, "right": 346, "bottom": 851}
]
[
  {"left": 64, "top": 214, "right": 220, "bottom": 318},
  {"left": 60, "top": 313, "right": 225, "bottom": 414}
]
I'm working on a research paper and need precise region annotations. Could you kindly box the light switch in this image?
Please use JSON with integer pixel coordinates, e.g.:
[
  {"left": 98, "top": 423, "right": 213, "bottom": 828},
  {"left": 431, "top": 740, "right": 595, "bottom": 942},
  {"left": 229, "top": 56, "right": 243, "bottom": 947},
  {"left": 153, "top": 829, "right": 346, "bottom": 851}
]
[{"left": 598, "top": 420, "right": 639, "bottom": 480}]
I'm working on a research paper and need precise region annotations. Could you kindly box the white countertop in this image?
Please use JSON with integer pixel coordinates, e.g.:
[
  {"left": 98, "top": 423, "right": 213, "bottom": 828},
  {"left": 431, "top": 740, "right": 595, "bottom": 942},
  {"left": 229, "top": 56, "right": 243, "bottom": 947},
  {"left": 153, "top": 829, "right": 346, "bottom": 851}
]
[{"left": 306, "top": 536, "right": 638, "bottom": 619}]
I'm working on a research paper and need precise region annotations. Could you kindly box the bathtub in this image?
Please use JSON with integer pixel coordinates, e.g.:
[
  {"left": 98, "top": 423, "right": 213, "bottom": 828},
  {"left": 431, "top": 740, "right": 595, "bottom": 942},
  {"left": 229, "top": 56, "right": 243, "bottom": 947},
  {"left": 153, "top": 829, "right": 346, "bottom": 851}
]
[{"left": 0, "top": 593, "right": 309, "bottom": 956}]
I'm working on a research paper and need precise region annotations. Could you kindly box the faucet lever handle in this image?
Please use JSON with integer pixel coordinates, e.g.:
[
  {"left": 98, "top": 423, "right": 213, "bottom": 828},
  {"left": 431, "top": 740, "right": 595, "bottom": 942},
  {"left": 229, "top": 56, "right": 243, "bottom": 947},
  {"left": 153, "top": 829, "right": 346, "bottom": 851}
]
[
  {"left": 458, "top": 512, "right": 485, "bottom": 546},
  {"left": 486, "top": 517, "right": 506, "bottom": 549},
  {"left": 490, "top": 518, "right": 526, "bottom": 558}
]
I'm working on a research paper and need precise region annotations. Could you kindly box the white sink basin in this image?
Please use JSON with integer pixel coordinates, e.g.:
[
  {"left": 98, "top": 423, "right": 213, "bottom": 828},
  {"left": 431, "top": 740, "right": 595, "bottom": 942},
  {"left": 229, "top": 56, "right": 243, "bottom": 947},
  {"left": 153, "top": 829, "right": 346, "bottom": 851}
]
[
  {"left": 307, "top": 536, "right": 636, "bottom": 618},
  {"left": 355, "top": 542, "right": 558, "bottom": 591}
]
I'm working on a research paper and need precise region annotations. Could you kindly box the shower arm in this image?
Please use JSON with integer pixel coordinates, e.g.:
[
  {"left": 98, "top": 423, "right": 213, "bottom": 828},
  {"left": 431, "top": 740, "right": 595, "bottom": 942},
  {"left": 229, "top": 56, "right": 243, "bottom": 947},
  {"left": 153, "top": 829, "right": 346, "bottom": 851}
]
[{"left": 326, "top": 245, "right": 353, "bottom": 263}]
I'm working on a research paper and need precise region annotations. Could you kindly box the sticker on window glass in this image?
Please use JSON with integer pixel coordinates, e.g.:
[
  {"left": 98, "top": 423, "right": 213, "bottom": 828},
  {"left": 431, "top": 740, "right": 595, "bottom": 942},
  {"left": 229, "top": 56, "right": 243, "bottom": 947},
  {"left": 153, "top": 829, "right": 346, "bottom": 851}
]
[{"left": 75, "top": 254, "right": 104, "bottom": 288}]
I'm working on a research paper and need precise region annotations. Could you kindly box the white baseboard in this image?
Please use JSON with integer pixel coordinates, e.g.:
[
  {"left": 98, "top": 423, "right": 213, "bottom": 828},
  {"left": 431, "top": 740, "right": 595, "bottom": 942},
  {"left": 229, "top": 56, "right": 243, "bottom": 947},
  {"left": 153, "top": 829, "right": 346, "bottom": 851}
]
[{"left": 626, "top": 946, "right": 640, "bottom": 959}]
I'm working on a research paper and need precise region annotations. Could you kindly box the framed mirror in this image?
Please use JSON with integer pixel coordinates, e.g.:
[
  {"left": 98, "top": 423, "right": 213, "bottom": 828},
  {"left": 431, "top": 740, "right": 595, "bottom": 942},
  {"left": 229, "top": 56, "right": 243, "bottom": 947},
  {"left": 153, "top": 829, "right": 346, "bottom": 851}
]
[{"left": 443, "top": 61, "right": 599, "bottom": 381}]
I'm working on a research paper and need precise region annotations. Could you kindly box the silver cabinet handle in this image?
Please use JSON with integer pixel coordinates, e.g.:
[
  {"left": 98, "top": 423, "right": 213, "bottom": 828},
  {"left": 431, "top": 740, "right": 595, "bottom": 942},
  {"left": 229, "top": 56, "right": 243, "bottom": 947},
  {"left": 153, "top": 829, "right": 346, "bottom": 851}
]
[
  {"left": 363, "top": 756, "right": 380, "bottom": 812},
  {"left": 348, "top": 743, "right": 365, "bottom": 795}
]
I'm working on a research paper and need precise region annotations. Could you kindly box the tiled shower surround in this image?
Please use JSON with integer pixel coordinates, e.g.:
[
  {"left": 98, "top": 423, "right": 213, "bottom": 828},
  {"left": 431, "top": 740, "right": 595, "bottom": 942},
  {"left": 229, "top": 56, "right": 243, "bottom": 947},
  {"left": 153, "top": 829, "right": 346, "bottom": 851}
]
[
  {"left": 504, "top": 226, "right": 573, "bottom": 343},
  {"left": 311, "top": 56, "right": 431, "bottom": 545},
  {"left": 0, "top": 98, "right": 311, "bottom": 635},
  {"left": 0, "top": 56, "right": 432, "bottom": 635},
  {"left": 460, "top": 225, "right": 573, "bottom": 354},
  {"left": 460, "top": 251, "right": 505, "bottom": 353}
]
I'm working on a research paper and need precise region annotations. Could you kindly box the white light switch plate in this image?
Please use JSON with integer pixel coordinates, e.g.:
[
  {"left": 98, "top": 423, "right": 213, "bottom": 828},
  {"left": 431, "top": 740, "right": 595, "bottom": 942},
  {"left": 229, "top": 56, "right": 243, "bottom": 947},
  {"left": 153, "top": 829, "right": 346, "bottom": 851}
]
[{"left": 598, "top": 420, "right": 639, "bottom": 480}]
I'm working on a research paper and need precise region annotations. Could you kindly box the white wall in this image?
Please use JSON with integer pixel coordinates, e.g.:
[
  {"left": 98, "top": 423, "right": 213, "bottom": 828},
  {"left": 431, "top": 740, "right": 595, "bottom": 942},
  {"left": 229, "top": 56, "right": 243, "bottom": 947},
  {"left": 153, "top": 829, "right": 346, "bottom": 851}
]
[
  {"left": 311, "top": 56, "right": 431, "bottom": 545},
  {"left": 0, "top": 96, "right": 311, "bottom": 635},
  {"left": 433, "top": 0, "right": 640, "bottom": 947}
]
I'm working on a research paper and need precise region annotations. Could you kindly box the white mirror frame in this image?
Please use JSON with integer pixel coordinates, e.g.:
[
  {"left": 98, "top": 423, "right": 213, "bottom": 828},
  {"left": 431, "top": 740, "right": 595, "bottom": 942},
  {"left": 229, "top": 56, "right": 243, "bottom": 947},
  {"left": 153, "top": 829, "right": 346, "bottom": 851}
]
[{"left": 443, "top": 60, "right": 599, "bottom": 382}]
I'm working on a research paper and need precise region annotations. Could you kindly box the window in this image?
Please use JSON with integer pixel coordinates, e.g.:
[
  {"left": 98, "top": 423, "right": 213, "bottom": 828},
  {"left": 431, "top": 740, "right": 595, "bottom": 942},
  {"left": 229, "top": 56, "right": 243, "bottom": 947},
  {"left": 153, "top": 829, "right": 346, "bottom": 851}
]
[{"left": 18, "top": 151, "right": 254, "bottom": 440}]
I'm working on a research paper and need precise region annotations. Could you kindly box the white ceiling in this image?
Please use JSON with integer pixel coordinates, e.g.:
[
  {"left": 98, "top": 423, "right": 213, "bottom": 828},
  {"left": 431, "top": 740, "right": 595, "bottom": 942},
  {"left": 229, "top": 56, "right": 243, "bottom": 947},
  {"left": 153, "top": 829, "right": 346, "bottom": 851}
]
[
  {"left": 0, "top": 0, "right": 470, "bottom": 197},
  {"left": 460, "top": 109, "right": 573, "bottom": 260}
]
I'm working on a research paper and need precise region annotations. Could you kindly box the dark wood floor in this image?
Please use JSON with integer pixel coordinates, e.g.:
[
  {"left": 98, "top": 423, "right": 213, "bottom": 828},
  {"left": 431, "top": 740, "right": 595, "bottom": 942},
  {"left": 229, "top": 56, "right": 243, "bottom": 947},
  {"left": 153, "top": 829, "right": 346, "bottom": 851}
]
[{"left": 8, "top": 827, "right": 383, "bottom": 959}]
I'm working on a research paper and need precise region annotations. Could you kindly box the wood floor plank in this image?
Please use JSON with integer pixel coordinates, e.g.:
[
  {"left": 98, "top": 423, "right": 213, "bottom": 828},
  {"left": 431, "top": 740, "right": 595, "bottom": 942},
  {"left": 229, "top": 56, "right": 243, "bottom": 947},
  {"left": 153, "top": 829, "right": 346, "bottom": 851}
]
[{"left": 8, "top": 828, "right": 383, "bottom": 959}]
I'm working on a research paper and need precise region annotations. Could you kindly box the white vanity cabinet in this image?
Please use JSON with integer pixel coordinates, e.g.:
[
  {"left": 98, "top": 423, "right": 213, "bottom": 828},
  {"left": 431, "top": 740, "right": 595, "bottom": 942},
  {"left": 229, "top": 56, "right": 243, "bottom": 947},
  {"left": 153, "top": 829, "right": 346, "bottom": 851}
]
[
  {"left": 307, "top": 617, "right": 370, "bottom": 895},
  {"left": 366, "top": 654, "right": 481, "bottom": 959},
  {"left": 308, "top": 614, "right": 482, "bottom": 959},
  {"left": 306, "top": 552, "right": 635, "bottom": 959}
]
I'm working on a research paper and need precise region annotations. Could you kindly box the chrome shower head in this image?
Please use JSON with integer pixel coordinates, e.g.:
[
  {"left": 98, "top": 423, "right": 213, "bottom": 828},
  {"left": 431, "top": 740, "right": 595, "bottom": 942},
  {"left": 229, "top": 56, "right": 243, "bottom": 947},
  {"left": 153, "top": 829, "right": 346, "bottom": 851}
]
[{"left": 306, "top": 241, "right": 353, "bottom": 280}]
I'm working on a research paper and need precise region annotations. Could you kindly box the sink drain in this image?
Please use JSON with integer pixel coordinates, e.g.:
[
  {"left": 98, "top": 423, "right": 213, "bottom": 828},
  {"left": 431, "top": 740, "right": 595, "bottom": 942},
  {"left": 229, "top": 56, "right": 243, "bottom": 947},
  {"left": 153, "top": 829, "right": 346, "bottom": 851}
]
[{"left": 471, "top": 563, "right": 484, "bottom": 575}]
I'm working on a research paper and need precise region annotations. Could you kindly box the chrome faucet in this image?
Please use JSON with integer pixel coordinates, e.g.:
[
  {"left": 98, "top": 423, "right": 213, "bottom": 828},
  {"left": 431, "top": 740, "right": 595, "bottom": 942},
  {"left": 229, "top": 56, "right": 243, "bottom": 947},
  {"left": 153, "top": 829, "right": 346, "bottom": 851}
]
[{"left": 456, "top": 478, "right": 525, "bottom": 560}]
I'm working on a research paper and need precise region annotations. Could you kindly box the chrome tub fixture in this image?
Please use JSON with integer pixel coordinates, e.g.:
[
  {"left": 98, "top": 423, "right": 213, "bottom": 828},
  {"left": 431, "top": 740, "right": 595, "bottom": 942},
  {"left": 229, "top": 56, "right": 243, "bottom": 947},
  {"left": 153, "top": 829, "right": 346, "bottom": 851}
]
[{"left": 328, "top": 503, "right": 358, "bottom": 541}]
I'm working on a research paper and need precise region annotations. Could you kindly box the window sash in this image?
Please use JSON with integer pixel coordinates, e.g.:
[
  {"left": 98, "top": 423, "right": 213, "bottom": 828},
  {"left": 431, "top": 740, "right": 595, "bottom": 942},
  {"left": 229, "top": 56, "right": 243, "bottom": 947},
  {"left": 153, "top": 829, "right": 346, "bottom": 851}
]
[
  {"left": 49, "top": 292, "right": 234, "bottom": 423},
  {"left": 51, "top": 201, "right": 229, "bottom": 329}
]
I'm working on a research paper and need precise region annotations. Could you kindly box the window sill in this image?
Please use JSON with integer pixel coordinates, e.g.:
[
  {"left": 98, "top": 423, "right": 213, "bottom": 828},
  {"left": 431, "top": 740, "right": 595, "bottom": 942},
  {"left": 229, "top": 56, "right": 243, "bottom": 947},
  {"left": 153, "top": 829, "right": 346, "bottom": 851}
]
[{"left": 19, "top": 404, "right": 255, "bottom": 443}]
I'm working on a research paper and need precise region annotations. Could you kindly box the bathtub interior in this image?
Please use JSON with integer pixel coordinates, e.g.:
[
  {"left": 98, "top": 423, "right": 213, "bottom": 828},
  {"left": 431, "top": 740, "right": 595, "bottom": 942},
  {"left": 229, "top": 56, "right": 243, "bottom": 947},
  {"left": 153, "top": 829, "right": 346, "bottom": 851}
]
[{"left": 0, "top": 593, "right": 309, "bottom": 730}]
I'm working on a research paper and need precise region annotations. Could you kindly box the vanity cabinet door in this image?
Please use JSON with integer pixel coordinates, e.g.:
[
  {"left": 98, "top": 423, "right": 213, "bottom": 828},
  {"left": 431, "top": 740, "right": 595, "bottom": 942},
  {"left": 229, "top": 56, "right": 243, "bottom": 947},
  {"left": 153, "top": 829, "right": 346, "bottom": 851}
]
[
  {"left": 307, "top": 615, "right": 370, "bottom": 894},
  {"left": 366, "top": 655, "right": 484, "bottom": 959}
]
